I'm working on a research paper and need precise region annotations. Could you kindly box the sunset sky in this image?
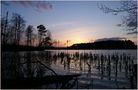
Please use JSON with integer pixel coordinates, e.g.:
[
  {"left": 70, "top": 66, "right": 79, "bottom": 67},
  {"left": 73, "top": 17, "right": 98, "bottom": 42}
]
[{"left": 1, "top": 1, "right": 137, "bottom": 46}]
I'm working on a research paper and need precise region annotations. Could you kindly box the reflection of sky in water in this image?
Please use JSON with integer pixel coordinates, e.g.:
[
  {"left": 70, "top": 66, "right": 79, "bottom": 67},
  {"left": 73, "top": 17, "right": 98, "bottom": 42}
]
[
  {"left": 49, "top": 50, "right": 136, "bottom": 73},
  {"left": 47, "top": 50, "right": 136, "bottom": 88},
  {"left": 2, "top": 50, "right": 137, "bottom": 88}
]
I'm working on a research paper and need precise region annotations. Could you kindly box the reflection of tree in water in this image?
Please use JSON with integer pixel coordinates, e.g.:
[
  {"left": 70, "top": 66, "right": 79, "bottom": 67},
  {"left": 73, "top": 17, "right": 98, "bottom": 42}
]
[
  {"left": 66, "top": 54, "right": 71, "bottom": 70},
  {"left": 2, "top": 50, "right": 137, "bottom": 88},
  {"left": 107, "top": 55, "right": 111, "bottom": 80},
  {"left": 86, "top": 60, "right": 91, "bottom": 77},
  {"left": 54, "top": 51, "right": 135, "bottom": 81},
  {"left": 58, "top": 51, "right": 136, "bottom": 88},
  {"left": 26, "top": 52, "right": 33, "bottom": 77},
  {"left": 2, "top": 51, "right": 57, "bottom": 79},
  {"left": 23, "top": 51, "right": 55, "bottom": 77},
  {"left": 79, "top": 53, "right": 83, "bottom": 72},
  {"left": 60, "top": 52, "right": 65, "bottom": 64},
  {"left": 2, "top": 52, "right": 22, "bottom": 79},
  {"left": 53, "top": 54, "right": 58, "bottom": 64}
]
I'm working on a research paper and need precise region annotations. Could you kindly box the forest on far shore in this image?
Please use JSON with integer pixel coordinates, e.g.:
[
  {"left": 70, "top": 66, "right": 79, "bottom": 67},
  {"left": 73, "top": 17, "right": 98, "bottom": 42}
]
[{"left": 2, "top": 39, "right": 137, "bottom": 51}]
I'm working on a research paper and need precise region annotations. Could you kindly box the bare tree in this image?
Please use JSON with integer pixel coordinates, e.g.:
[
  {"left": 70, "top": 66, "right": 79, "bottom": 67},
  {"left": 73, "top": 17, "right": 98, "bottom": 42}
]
[
  {"left": 99, "top": 0, "right": 137, "bottom": 34},
  {"left": 31, "top": 33, "right": 38, "bottom": 46},
  {"left": 1, "top": 12, "right": 9, "bottom": 45},
  {"left": 66, "top": 40, "right": 70, "bottom": 48},
  {"left": 52, "top": 40, "right": 60, "bottom": 47},
  {"left": 10, "top": 13, "right": 25, "bottom": 45},
  {"left": 26, "top": 25, "right": 34, "bottom": 46},
  {"left": 44, "top": 29, "right": 52, "bottom": 46}
]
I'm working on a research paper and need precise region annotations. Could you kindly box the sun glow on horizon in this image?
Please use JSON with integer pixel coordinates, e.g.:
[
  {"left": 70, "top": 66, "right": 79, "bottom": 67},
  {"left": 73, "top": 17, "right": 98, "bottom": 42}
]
[
  {"left": 72, "top": 38, "right": 86, "bottom": 44},
  {"left": 52, "top": 27, "right": 95, "bottom": 47}
]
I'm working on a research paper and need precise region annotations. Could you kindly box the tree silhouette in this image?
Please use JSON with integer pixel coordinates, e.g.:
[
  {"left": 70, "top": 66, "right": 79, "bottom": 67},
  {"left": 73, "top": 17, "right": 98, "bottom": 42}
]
[
  {"left": 66, "top": 40, "right": 70, "bottom": 48},
  {"left": 26, "top": 25, "right": 34, "bottom": 46},
  {"left": 52, "top": 40, "right": 60, "bottom": 47},
  {"left": 31, "top": 34, "right": 38, "bottom": 46},
  {"left": 1, "top": 11, "right": 54, "bottom": 50},
  {"left": 44, "top": 29, "right": 52, "bottom": 46},
  {"left": 1, "top": 12, "right": 9, "bottom": 45},
  {"left": 70, "top": 40, "right": 136, "bottom": 49},
  {"left": 99, "top": 1, "right": 137, "bottom": 34},
  {"left": 10, "top": 13, "right": 25, "bottom": 45},
  {"left": 37, "top": 25, "right": 46, "bottom": 46},
  {"left": 1, "top": 12, "right": 26, "bottom": 46},
  {"left": 37, "top": 25, "right": 52, "bottom": 47}
]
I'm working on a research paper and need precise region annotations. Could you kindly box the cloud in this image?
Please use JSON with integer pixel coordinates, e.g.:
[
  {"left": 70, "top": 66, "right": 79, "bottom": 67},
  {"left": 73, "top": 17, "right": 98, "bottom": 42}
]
[
  {"left": 50, "top": 22, "right": 78, "bottom": 28},
  {"left": 1, "top": 1, "right": 10, "bottom": 6},
  {"left": 95, "top": 37, "right": 126, "bottom": 42},
  {"left": 127, "top": 31, "right": 137, "bottom": 35},
  {"left": 12, "top": 1, "right": 53, "bottom": 12}
]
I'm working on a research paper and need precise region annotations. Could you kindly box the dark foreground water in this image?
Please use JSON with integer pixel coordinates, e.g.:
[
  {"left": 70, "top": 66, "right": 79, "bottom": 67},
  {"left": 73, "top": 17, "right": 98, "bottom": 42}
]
[{"left": 2, "top": 50, "right": 137, "bottom": 89}]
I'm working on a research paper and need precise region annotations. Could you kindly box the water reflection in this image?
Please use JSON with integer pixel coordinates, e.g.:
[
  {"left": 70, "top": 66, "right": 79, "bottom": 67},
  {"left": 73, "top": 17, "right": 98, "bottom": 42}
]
[{"left": 2, "top": 50, "right": 137, "bottom": 89}]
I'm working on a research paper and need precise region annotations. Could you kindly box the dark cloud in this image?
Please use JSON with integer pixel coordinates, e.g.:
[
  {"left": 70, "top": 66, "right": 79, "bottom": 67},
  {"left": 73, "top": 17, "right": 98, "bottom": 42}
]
[
  {"left": 12, "top": 1, "right": 53, "bottom": 12},
  {"left": 127, "top": 31, "right": 137, "bottom": 35},
  {"left": 95, "top": 37, "right": 126, "bottom": 42},
  {"left": 35, "top": 2, "right": 53, "bottom": 12},
  {"left": 116, "top": 24, "right": 122, "bottom": 27},
  {"left": 1, "top": 1, "right": 10, "bottom": 6}
]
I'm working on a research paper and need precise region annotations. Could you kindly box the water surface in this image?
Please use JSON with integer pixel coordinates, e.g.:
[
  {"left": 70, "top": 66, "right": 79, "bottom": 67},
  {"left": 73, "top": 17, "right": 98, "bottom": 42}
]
[{"left": 2, "top": 50, "right": 137, "bottom": 89}]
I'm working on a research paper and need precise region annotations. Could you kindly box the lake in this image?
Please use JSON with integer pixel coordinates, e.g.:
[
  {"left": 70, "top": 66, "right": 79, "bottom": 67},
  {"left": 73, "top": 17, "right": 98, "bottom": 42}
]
[{"left": 1, "top": 50, "right": 137, "bottom": 89}]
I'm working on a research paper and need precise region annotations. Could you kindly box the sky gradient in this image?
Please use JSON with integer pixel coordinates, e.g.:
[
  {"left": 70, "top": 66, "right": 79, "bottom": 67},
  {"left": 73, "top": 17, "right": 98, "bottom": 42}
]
[{"left": 1, "top": 1, "right": 137, "bottom": 46}]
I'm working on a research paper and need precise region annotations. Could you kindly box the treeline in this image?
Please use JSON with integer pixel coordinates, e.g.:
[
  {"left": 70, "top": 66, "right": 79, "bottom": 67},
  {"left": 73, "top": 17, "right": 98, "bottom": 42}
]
[
  {"left": 1, "top": 12, "right": 52, "bottom": 51},
  {"left": 1, "top": 44, "right": 54, "bottom": 51},
  {"left": 70, "top": 40, "right": 137, "bottom": 49}
]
